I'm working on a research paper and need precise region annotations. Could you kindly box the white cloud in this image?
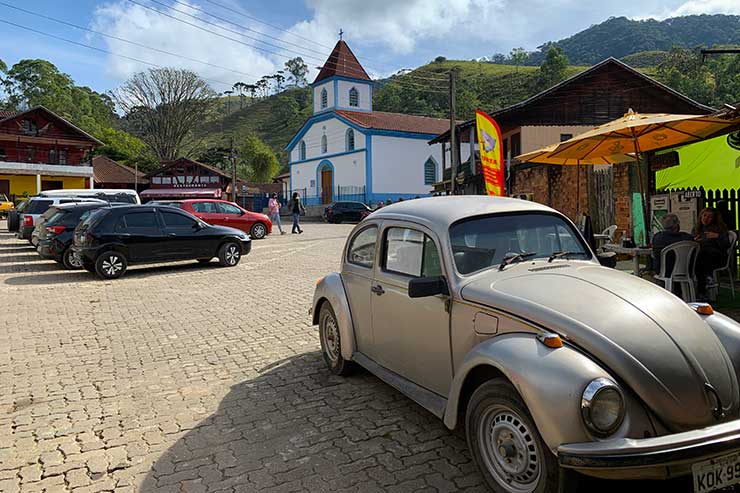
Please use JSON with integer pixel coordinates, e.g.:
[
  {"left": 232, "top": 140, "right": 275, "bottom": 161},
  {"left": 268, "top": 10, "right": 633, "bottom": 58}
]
[
  {"left": 669, "top": 0, "right": 740, "bottom": 16},
  {"left": 91, "top": 1, "right": 282, "bottom": 91}
]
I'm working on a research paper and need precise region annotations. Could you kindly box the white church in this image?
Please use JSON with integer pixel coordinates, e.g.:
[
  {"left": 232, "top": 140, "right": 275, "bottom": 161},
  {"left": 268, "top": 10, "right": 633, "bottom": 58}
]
[{"left": 286, "top": 40, "right": 466, "bottom": 205}]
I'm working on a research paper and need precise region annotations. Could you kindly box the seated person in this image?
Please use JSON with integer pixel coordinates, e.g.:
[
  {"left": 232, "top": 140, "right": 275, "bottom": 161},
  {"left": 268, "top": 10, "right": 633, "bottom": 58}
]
[
  {"left": 694, "top": 207, "right": 731, "bottom": 296},
  {"left": 652, "top": 213, "right": 693, "bottom": 274}
]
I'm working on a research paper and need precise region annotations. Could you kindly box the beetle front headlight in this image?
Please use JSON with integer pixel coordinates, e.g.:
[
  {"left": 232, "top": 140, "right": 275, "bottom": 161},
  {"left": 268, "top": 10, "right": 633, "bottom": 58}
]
[{"left": 581, "top": 378, "right": 625, "bottom": 436}]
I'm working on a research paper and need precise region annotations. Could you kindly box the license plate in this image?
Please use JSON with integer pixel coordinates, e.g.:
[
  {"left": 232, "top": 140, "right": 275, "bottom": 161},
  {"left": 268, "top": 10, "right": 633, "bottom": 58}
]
[{"left": 693, "top": 451, "right": 740, "bottom": 493}]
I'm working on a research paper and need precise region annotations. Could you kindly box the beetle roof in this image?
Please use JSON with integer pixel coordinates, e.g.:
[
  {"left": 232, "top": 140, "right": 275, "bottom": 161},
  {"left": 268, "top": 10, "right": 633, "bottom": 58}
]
[{"left": 370, "top": 196, "right": 557, "bottom": 231}]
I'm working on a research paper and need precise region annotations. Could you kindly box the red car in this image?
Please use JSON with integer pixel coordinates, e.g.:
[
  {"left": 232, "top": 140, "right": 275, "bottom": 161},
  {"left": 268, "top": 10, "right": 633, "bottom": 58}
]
[{"left": 158, "top": 200, "right": 272, "bottom": 239}]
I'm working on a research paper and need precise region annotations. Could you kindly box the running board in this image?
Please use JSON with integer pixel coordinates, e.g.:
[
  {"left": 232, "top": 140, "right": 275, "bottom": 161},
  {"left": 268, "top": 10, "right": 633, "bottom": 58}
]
[{"left": 352, "top": 352, "right": 447, "bottom": 419}]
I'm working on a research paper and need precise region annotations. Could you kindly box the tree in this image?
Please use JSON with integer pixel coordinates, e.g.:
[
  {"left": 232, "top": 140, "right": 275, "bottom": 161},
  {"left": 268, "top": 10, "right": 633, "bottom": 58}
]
[
  {"left": 272, "top": 95, "right": 300, "bottom": 128},
  {"left": 237, "top": 134, "right": 279, "bottom": 183},
  {"left": 113, "top": 67, "right": 216, "bottom": 161},
  {"left": 274, "top": 71, "right": 286, "bottom": 92},
  {"left": 92, "top": 126, "right": 158, "bottom": 172},
  {"left": 284, "top": 57, "right": 308, "bottom": 86},
  {"left": 256, "top": 77, "right": 269, "bottom": 98},
  {"left": 509, "top": 48, "right": 529, "bottom": 69},
  {"left": 537, "top": 46, "right": 569, "bottom": 90},
  {"left": 434, "top": 56, "right": 447, "bottom": 63},
  {"left": 233, "top": 82, "right": 247, "bottom": 109}
]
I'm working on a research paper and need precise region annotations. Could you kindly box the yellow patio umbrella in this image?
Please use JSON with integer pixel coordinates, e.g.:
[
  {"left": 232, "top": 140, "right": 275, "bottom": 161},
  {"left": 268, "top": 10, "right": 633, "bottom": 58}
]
[
  {"left": 515, "top": 143, "right": 636, "bottom": 219},
  {"left": 532, "top": 110, "right": 740, "bottom": 242}
]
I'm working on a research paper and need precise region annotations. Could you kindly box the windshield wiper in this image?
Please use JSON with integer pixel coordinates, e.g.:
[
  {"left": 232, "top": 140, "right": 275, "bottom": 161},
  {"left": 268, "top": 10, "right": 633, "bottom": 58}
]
[
  {"left": 499, "top": 251, "right": 537, "bottom": 271},
  {"left": 548, "top": 251, "right": 575, "bottom": 263}
]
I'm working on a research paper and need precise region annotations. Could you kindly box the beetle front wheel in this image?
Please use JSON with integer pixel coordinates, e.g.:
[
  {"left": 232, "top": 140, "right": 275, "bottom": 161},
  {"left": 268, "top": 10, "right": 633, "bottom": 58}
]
[
  {"left": 466, "top": 379, "right": 559, "bottom": 493},
  {"left": 318, "top": 302, "right": 355, "bottom": 376}
]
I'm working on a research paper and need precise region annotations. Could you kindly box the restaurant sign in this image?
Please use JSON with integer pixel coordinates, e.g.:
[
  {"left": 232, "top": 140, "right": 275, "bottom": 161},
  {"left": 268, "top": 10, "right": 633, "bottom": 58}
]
[{"left": 475, "top": 110, "right": 505, "bottom": 196}]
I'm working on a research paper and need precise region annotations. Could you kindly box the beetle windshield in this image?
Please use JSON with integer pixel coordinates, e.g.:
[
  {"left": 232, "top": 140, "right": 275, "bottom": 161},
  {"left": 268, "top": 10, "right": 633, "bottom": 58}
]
[{"left": 449, "top": 213, "right": 591, "bottom": 275}]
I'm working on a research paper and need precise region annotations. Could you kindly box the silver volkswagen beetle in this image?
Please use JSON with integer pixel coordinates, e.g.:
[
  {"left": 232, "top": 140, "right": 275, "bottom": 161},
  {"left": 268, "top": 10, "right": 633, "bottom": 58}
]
[{"left": 311, "top": 196, "right": 740, "bottom": 493}]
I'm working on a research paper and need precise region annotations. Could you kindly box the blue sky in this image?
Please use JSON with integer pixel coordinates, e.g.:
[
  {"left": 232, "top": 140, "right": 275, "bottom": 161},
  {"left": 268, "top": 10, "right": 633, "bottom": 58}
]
[{"left": 0, "top": 0, "right": 738, "bottom": 94}]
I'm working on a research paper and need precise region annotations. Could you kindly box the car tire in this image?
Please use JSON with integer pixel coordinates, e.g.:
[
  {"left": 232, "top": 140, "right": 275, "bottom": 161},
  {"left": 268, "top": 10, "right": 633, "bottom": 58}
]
[
  {"left": 465, "top": 379, "right": 559, "bottom": 493},
  {"left": 218, "top": 242, "right": 241, "bottom": 267},
  {"left": 250, "top": 222, "right": 267, "bottom": 239},
  {"left": 95, "top": 251, "right": 128, "bottom": 280},
  {"left": 197, "top": 258, "right": 212, "bottom": 264},
  {"left": 82, "top": 259, "right": 96, "bottom": 273},
  {"left": 318, "top": 302, "right": 355, "bottom": 376},
  {"left": 62, "top": 247, "right": 84, "bottom": 270}
]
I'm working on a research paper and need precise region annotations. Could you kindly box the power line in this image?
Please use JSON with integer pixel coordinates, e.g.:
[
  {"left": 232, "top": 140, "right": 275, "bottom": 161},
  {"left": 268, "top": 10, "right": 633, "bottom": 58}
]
[
  {"left": 0, "top": 2, "right": 262, "bottom": 81},
  {"left": 203, "top": 0, "right": 333, "bottom": 50},
  {"left": 167, "top": 0, "right": 330, "bottom": 58},
  {"left": 0, "top": 17, "right": 235, "bottom": 88},
  {"left": 127, "top": 0, "right": 326, "bottom": 64}
]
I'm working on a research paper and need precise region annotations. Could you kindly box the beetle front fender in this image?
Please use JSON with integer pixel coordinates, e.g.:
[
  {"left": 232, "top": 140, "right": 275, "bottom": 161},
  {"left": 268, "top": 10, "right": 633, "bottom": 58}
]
[
  {"left": 312, "top": 273, "right": 356, "bottom": 361},
  {"left": 444, "top": 333, "right": 652, "bottom": 453}
]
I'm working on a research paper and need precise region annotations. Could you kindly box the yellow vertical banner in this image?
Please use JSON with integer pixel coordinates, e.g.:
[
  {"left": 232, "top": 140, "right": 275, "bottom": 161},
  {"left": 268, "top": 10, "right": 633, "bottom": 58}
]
[{"left": 475, "top": 110, "right": 505, "bottom": 196}]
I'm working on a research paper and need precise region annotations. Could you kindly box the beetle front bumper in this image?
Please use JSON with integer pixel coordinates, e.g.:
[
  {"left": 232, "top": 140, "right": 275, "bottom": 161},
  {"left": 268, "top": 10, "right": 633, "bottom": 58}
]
[{"left": 559, "top": 419, "right": 740, "bottom": 479}]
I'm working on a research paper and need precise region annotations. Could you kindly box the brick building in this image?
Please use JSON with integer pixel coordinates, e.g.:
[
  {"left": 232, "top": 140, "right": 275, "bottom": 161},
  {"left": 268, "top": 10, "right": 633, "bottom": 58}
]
[
  {"left": 431, "top": 58, "right": 713, "bottom": 238},
  {"left": 0, "top": 106, "right": 101, "bottom": 199}
]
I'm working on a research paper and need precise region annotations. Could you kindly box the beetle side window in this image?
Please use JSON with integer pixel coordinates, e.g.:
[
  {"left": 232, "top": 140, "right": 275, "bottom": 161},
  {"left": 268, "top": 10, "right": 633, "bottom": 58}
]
[
  {"left": 384, "top": 227, "right": 441, "bottom": 277},
  {"left": 347, "top": 226, "right": 377, "bottom": 268}
]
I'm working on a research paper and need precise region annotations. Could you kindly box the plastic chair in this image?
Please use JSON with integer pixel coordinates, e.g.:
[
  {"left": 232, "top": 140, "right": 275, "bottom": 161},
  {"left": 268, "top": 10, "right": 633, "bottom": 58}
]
[
  {"left": 602, "top": 225, "right": 617, "bottom": 242},
  {"left": 710, "top": 230, "right": 737, "bottom": 300},
  {"left": 654, "top": 241, "right": 699, "bottom": 302}
]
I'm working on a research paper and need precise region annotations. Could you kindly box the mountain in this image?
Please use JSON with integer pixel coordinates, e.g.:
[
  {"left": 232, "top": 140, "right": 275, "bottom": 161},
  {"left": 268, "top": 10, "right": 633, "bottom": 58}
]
[{"left": 523, "top": 14, "right": 740, "bottom": 65}]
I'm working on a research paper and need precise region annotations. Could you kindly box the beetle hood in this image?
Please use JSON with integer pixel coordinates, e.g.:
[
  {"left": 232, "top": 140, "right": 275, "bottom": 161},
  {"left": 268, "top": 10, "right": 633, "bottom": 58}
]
[{"left": 461, "top": 262, "right": 739, "bottom": 432}]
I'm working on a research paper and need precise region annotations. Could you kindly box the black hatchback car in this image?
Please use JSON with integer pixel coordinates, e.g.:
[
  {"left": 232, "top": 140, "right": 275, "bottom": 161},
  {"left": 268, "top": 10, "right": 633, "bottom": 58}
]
[
  {"left": 37, "top": 202, "right": 109, "bottom": 269},
  {"left": 323, "top": 202, "right": 372, "bottom": 223},
  {"left": 72, "top": 205, "right": 251, "bottom": 279}
]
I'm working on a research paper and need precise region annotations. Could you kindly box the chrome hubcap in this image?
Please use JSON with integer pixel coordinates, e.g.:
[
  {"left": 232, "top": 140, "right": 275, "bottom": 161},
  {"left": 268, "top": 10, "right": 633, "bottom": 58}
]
[
  {"left": 479, "top": 406, "right": 540, "bottom": 493},
  {"left": 68, "top": 251, "right": 82, "bottom": 268},
  {"left": 102, "top": 256, "right": 123, "bottom": 276},
  {"left": 225, "top": 245, "right": 239, "bottom": 265},
  {"left": 322, "top": 312, "right": 340, "bottom": 363}
]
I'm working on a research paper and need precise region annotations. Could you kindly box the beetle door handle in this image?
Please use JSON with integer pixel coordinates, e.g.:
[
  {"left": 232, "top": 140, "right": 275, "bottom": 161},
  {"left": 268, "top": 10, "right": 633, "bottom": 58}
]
[{"left": 371, "top": 284, "right": 385, "bottom": 296}]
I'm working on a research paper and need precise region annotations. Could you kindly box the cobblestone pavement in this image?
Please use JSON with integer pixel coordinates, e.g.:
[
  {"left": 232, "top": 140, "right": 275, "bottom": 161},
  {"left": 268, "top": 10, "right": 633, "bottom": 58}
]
[{"left": 0, "top": 222, "right": 721, "bottom": 492}]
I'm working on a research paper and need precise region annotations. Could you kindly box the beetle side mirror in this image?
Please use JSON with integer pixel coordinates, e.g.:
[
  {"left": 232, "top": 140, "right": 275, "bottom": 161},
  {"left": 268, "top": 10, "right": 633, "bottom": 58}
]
[
  {"left": 408, "top": 276, "right": 449, "bottom": 298},
  {"left": 597, "top": 251, "right": 617, "bottom": 268}
]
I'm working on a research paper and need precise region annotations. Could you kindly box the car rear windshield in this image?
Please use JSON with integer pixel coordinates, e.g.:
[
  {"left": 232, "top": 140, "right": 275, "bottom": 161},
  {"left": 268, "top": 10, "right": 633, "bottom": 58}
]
[
  {"left": 449, "top": 213, "right": 591, "bottom": 274},
  {"left": 76, "top": 208, "right": 110, "bottom": 231},
  {"left": 25, "top": 200, "right": 54, "bottom": 215}
]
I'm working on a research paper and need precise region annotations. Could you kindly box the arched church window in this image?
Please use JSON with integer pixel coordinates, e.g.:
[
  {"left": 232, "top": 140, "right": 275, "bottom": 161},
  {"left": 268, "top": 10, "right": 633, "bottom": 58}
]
[
  {"left": 320, "top": 88, "right": 328, "bottom": 109},
  {"left": 299, "top": 140, "right": 306, "bottom": 160},
  {"left": 346, "top": 129, "right": 355, "bottom": 151},
  {"left": 349, "top": 87, "right": 359, "bottom": 107},
  {"left": 321, "top": 135, "right": 328, "bottom": 154},
  {"left": 424, "top": 157, "right": 438, "bottom": 185}
]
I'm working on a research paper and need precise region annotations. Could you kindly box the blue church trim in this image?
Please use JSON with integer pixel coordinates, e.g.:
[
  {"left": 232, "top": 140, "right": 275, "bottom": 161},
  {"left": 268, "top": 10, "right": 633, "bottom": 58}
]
[
  {"left": 289, "top": 148, "right": 366, "bottom": 166},
  {"left": 366, "top": 134, "right": 372, "bottom": 198},
  {"left": 285, "top": 111, "right": 441, "bottom": 152},
  {"left": 311, "top": 75, "right": 371, "bottom": 87},
  {"left": 316, "top": 159, "right": 334, "bottom": 194}
]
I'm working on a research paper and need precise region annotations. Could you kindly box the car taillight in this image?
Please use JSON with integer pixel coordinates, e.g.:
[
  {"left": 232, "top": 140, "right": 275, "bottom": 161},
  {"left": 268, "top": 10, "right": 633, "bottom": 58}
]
[
  {"left": 23, "top": 216, "right": 33, "bottom": 226},
  {"left": 47, "top": 225, "right": 66, "bottom": 235}
]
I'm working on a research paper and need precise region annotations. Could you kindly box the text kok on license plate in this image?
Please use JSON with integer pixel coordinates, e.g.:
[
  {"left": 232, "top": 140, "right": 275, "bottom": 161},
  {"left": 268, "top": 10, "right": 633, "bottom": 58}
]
[{"left": 693, "top": 452, "right": 740, "bottom": 493}]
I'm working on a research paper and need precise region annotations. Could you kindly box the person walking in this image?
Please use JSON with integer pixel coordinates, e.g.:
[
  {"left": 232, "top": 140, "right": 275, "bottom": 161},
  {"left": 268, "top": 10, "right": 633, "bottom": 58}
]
[
  {"left": 291, "top": 192, "right": 305, "bottom": 234},
  {"left": 268, "top": 193, "right": 285, "bottom": 235}
]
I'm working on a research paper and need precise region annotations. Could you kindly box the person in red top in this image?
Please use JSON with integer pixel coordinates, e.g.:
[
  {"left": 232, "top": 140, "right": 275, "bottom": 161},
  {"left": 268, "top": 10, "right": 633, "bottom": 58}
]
[{"left": 268, "top": 193, "right": 285, "bottom": 235}]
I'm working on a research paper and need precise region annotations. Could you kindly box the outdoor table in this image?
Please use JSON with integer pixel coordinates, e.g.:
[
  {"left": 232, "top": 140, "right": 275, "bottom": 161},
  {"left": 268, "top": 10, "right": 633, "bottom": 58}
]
[{"left": 601, "top": 244, "right": 653, "bottom": 275}]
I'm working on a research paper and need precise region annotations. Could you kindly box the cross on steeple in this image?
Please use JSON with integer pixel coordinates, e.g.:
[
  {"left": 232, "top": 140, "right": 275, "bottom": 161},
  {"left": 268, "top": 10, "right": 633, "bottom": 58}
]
[{"left": 339, "top": 29, "right": 343, "bottom": 40}]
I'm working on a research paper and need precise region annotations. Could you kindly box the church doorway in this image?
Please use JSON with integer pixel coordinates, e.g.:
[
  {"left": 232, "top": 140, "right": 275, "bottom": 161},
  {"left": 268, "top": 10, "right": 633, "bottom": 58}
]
[{"left": 320, "top": 163, "right": 333, "bottom": 204}]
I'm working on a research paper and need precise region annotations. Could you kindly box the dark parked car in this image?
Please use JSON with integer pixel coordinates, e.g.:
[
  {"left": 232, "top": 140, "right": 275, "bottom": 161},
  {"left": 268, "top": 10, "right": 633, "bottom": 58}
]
[
  {"left": 72, "top": 205, "right": 251, "bottom": 279},
  {"left": 323, "top": 202, "right": 372, "bottom": 224},
  {"left": 37, "top": 202, "right": 109, "bottom": 269},
  {"left": 18, "top": 197, "right": 104, "bottom": 243},
  {"left": 7, "top": 199, "right": 28, "bottom": 232}
]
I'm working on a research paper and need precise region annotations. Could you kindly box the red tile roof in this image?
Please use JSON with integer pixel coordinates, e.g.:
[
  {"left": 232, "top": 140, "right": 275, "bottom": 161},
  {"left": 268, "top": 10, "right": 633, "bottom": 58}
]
[
  {"left": 335, "top": 110, "right": 452, "bottom": 135},
  {"left": 0, "top": 110, "right": 16, "bottom": 119},
  {"left": 149, "top": 157, "right": 230, "bottom": 179},
  {"left": 93, "top": 155, "right": 148, "bottom": 185},
  {"left": 314, "top": 40, "right": 370, "bottom": 84}
]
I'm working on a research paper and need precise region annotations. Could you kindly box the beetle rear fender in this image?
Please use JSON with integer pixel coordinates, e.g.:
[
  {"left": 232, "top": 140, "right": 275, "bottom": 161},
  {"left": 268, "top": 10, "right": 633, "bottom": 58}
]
[
  {"left": 312, "top": 273, "right": 356, "bottom": 361},
  {"left": 444, "top": 333, "right": 653, "bottom": 453}
]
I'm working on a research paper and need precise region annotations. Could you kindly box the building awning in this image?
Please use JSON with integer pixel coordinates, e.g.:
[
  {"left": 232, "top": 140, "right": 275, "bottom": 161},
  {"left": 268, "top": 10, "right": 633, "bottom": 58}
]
[
  {"left": 0, "top": 161, "right": 94, "bottom": 178},
  {"left": 140, "top": 188, "right": 222, "bottom": 199}
]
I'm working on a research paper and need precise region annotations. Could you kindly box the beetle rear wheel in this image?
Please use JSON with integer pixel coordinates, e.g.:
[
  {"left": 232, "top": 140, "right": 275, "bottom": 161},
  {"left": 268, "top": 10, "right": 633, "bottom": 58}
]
[
  {"left": 318, "top": 302, "right": 355, "bottom": 376},
  {"left": 466, "top": 379, "right": 558, "bottom": 493}
]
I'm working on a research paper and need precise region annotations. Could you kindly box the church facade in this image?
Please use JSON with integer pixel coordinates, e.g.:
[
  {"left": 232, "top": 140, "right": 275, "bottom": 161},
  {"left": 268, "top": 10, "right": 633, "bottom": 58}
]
[{"left": 286, "top": 41, "right": 459, "bottom": 205}]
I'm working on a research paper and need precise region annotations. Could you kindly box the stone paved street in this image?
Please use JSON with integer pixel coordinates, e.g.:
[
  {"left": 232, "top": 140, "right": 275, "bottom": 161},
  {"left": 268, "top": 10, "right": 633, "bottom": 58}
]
[
  {"left": 0, "top": 223, "right": 491, "bottom": 493},
  {"left": 0, "top": 222, "right": 716, "bottom": 492}
]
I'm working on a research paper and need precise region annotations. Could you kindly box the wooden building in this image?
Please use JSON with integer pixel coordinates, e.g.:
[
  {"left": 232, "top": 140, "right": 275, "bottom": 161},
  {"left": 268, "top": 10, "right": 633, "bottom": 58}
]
[
  {"left": 140, "top": 158, "right": 231, "bottom": 201},
  {"left": 0, "top": 106, "right": 101, "bottom": 199},
  {"left": 430, "top": 58, "right": 713, "bottom": 237},
  {"left": 92, "top": 155, "right": 148, "bottom": 190}
]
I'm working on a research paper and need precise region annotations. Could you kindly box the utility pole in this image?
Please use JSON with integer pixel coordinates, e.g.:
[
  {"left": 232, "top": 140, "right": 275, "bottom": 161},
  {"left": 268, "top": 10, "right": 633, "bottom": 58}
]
[
  {"left": 230, "top": 137, "right": 237, "bottom": 203},
  {"left": 448, "top": 70, "right": 459, "bottom": 195},
  {"left": 134, "top": 162, "right": 138, "bottom": 194}
]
